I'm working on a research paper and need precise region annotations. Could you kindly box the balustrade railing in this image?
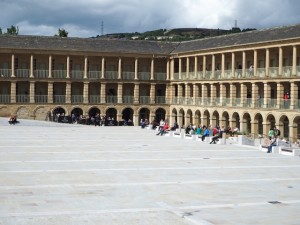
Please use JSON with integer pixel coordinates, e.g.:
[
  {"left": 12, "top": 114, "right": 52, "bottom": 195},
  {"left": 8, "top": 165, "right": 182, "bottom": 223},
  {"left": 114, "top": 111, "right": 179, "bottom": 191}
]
[
  {"left": 140, "top": 96, "right": 150, "bottom": 104},
  {"left": 0, "top": 69, "right": 11, "bottom": 78},
  {"left": 88, "top": 71, "right": 101, "bottom": 79},
  {"left": 71, "top": 95, "right": 83, "bottom": 103},
  {"left": 35, "top": 95, "right": 48, "bottom": 103},
  {"left": 139, "top": 72, "right": 150, "bottom": 80},
  {"left": 16, "top": 95, "right": 29, "bottom": 103},
  {"left": 106, "top": 96, "right": 117, "bottom": 103},
  {"left": 122, "top": 72, "right": 135, "bottom": 80},
  {"left": 0, "top": 94, "right": 10, "bottom": 103},
  {"left": 53, "top": 95, "right": 66, "bottom": 103},
  {"left": 35, "top": 70, "right": 48, "bottom": 78},
  {"left": 123, "top": 95, "right": 134, "bottom": 103},
  {"left": 16, "top": 69, "right": 29, "bottom": 78},
  {"left": 155, "top": 73, "right": 166, "bottom": 80},
  {"left": 89, "top": 95, "right": 100, "bottom": 104},
  {"left": 52, "top": 70, "right": 66, "bottom": 79},
  {"left": 71, "top": 71, "right": 84, "bottom": 79}
]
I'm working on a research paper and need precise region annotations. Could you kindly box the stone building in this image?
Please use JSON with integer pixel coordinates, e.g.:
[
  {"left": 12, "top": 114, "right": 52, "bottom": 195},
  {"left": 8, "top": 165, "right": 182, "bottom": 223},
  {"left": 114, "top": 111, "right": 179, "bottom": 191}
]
[{"left": 0, "top": 24, "right": 300, "bottom": 140}]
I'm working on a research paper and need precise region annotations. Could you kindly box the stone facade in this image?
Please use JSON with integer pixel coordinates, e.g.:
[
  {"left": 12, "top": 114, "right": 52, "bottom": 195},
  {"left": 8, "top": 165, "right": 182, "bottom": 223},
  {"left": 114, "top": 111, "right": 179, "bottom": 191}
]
[{"left": 1, "top": 24, "right": 300, "bottom": 140}]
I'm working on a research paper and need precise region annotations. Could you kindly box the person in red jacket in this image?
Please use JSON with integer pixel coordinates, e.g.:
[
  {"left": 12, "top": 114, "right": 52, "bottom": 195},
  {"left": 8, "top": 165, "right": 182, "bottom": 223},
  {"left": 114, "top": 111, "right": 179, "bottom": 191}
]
[{"left": 156, "top": 123, "right": 169, "bottom": 136}]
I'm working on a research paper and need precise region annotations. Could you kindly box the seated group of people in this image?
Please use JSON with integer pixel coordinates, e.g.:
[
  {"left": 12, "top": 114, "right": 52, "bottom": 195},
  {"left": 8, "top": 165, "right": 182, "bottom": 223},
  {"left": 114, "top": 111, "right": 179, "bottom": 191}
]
[{"left": 8, "top": 116, "right": 18, "bottom": 125}]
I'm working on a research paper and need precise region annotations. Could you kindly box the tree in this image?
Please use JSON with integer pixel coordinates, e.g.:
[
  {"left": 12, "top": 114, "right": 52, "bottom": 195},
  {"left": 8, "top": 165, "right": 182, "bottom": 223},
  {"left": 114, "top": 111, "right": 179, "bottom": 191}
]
[
  {"left": 0, "top": 28, "right": 2, "bottom": 35},
  {"left": 6, "top": 25, "right": 19, "bottom": 35},
  {"left": 56, "top": 28, "right": 68, "bottom": 37}
]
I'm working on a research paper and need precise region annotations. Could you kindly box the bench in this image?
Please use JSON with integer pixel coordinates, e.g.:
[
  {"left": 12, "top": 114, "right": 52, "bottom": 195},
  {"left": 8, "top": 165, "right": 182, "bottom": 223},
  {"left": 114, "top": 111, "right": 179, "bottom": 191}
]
[
  {"left": 279, "top": 147, "right": 300, "bottom": 156},
  {"left": 173, "top": 132, "right": 181, "bottom": 138},
  {"left": 259, "top": 145, "right": 280, "bottom": 153},
  {"left": 185, "top": 134, "right": 196, "bottom": 140}
]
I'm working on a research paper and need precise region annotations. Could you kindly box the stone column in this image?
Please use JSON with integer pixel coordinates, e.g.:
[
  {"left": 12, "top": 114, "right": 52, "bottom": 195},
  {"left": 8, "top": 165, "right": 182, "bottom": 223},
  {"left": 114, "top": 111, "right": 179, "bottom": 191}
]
[
  {"left": 48, "top": 55, "right": 52, "bottom": 78},
  {"left": 166, "top": 59, "right": 170, "bottom": 80},
  {"left": 201, "top": 84, "right": 207, "bottom": 104},
  {"left": 242, "top": 51, "right": 246, "bottom": 77},
  {"left": 117, "top": 83, "right": 123, "bottom": 103},
  {"left": 30, "top": 55, "right": 34, "bottom": 78},
  {"left": 65, "top": 82, "right": 71, "bottom": 104},
  {"left": 29, "top": 81, "right": 35, "bottom": 103},
  {"left": 47, "top": 82, "right": 53, "bottom": 104},
  {"left": 84, "top": 56, "right": 88, "bottom": 79},
  {"left": 203, "top": 55, "right": 206, "bottom": 77},
  {"left": 83, "top": 82, "right": 89, "bottom": 104},
  {"left": 185, "top": 83, "right": 190, "bottom": 103},
  {"left": 292, "top": 46, "right": 297, "bottom": 76},
  {"left": 263, "top": 82, "right": 270, "bottom": 108},
  {"left": 279, "top": 47, "right": 283, "bottom": 76},
  {"left": 220, "top": 83, "right": 226, "bottom": 106},
  {"left": 193, "top": 84, "right": 198, "bottom": 105},
  {"left": 178, "top": 84, "right": 183, "bottom": 100},
  {"left": 100, "top": 83, "right": 106, "bottom": 103},
  {"left": 179, "top": 58, "right": 182, "bottom": 80},
  {"left": 134, "top": 58, "right": 138, "bottom": 80},
  {"left": 118, "top": 58, "right": 122, "bottom": 79},
  {"left": 66, "top": 56, "right": 70, "bottom": 78},
  {"left": 290, "top": 81, "right": 297, "bottom": 109},
  {"left": 230, "top": 83, "right": 236, "bottom": 106},
  {"left": 170, "top": 58, "right": 174, "bottom": 80},
  {"left": 211, "top": 83, "right": 216, "bottom": 106},
  {"left": 151, "top": 58, "right": 154, "bottom": 80},
  {"left": 251, "top": 82, "right": 258, "bottom": 108},
  {"left": 276, "top": 82, "right": 284, "bottom": 109},
  {"left": 10, "top": 81, "right": 16, "bottom": 103},
  {"left": 150, "top": 83, "right": 155, "bottom": 104},
  {"left": 221, "top": 53, "right": 225, "bottom": 78},
  {"left": 11, "top": 54, "right": 15, "bottom": 77},
  {"left": 186, "top": 57, "right": 189, "bottom": 79},
  {"left": 134, "top": 83, "right": 139, "bottom": 104},
  {"left": 265, "top": 48, "right": 270, "bottom": 77},
  {"left": 101, "top": 57, "right": 105, "bottom": 79},
  {"left": 231, "top": 52, "right": 235, "bottom": 77},
  {"left": 194, "top": 56, "right": 198, "bottom": 79},
  {"left": 240, "top": 83, "right": 246, "bottom": 106},
  {"left": 262, "top": 122, "right": 269, "bottom": 137},
  {"left": 212, "top": 54, "right": 215, "bottom": 78},
  {"left": 253, "top": 50, "right": 257, "bottom": 77}
]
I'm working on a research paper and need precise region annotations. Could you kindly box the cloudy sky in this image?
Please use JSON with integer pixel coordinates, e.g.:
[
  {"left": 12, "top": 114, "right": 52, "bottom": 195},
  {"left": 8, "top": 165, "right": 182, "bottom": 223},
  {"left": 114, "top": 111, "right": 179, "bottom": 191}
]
[{"left": 0, "top": 0, "right": 300, "bottom": 37}]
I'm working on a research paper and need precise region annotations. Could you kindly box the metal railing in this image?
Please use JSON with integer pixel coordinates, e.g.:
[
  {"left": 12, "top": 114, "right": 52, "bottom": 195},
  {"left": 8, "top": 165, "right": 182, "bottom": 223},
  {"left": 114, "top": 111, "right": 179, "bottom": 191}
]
[
  {"left": 52, "top": 70, "right": 66, "bottom": 79},
  {"left": 35, "top": 95, "right": 48, "bottom": 103},
  {"left": 16, "top": 69, "right": 30, "bottom": 78},
  {"left": 155, "top": 73, "right": 166, "bottom": 80},
  {"left": 16, "top": 95, "right": 29, "bottom": 103},
  {"left": 0, "top": 69, "right": 11, "bottom": 78},
  {"left": 156, "top": 96, "right": 166, "bottom": 104},
  {"left": 71, "top": 71, "right": 84, "bottom": 79},
  {"left": 140, "top": 96, "right": 150, "bottom": 104},
  {"left": 123, "top": 95, "right": 134, "bottom": 103},
  {"left": 88, "top": 71, "right": 101, "bottom": 79},
  {"left": 0, "top": 94, "right": 10, "bottom": 103},
  {"left": 89, "top": 95, "right": 100, "bottom": 104},
  {"left": 122, "top": 72, "right": 135, "bottom": 80},
  {"left": 71, "top": 95, "right": 83, "bottom": 103},
  {"left": 35, "top": 70, "right": 48, "bottom": 78},
  {"left": 105, "top": 71, "right": 118, "bottom": 79},
  {"left": 53, "top": 95, "right": 66, "bottom": 103},
  {"left": 106, "top": 96, "right": 117, "bottom": 103},
  {"left": 139, "top": 72, "right": 150, "bottom": 80}
]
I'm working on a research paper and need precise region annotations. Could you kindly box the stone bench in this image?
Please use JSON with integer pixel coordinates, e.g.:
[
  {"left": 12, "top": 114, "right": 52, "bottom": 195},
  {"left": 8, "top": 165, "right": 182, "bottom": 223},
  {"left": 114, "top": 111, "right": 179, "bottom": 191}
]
[
  {"left": 279, "top": 147, "right": 300, "bottom": 156},
  {"left": 185, "top": 134, "right": 196, "bottom": 140},
  {"left": 173, "top": 132, "right": 182, "bottom": 138},
  {"left": 164, "top": 130, "right": 173, "bottom": 137},
  {"left": 259, "top": 145, "right": 280, "bottom": 153}
]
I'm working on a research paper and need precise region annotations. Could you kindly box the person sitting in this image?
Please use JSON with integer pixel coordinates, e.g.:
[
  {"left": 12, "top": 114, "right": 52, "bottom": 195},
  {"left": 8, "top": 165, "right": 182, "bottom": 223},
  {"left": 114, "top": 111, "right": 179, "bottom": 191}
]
[
  {"left": 201, "top": 126, "right": 209, "bottom": 141},
  {"left": 210, "top": 126, "right": 224, "bottom": 144},
  {"left": 8, "top": 116, "right": 18, "bottom": 125},
  {"left": 170, "top": 121, "right": 179, "bottom": 131},
  {"left": 156, "top": 123, "right": 169, "bottom": 136}
]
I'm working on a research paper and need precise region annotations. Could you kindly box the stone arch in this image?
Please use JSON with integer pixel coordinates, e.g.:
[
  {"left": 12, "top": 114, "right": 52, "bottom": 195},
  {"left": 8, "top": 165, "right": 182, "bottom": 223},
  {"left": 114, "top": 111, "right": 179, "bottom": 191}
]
[
  {"left": 139, "top": 107, "right": 150, "bottom": 123},
  {"left": 0, "top": 106, "right": 11, "bottom": 117},
  {"left": 221, "top": 111, "right": 230, "bottom": 128},
  {"left": 33, "top": 106, "right": 48, "bottom": 121},
  {"left": 178, "top": 108, "right": 185, "bottom": 127},
  {"left": 254, "top": 113, "right": 263, "bottom": 135},
  {"left": 203, "top": 110, "right": 210, "bottom": 127},
  {"left": 279, "top": 114, "right": 290, "bottom": 139},
  {"left": 195, "top": 110, "right": 201, "bottom": 126},
  {"left": 186, "top": 109, "right": 193, "bottom": 125},
  {"left": 16, "top": 106, "right": 30, "bottom": 119},
  {"left": 88, "top": 107, "right": 100, "bottom": 117},
  {"left": 122, "top": 107, "right": 134, "bottom": 121},
  {"left": 231, "top": 112, "right": 240, "bottom": 130},
  {"left": 241, "top": 112, "right": 251, "bottom": 134},
  {"left": 212, "top": 110, "right": 220, "bottom": 127},
  {"left": 171, "top": 108, "right": 178, "bottom": 126},
  {"left": 292, "top": 116, "right": 300, "bottom": 142},
  {"left": 71, "top": 107, "right": 84, "bottom": 117},
  {"left": 52, "top": 106, "right": 67, "bottom": 122},
  {"left": 105, "top": 107, "right": 118, "bottom": 126},
  {"left": 155, "top": 108, "right": 166, "bottom": 123},
  {"left": 266, "top": 114, "right": 276, "bottom": 135}
]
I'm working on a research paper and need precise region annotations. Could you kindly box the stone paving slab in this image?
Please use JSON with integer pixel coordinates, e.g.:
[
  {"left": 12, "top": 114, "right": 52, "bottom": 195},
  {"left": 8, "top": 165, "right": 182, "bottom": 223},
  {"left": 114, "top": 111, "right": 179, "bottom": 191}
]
[{"left": 0, "top": 118, "right": 300, "bottom": 225}]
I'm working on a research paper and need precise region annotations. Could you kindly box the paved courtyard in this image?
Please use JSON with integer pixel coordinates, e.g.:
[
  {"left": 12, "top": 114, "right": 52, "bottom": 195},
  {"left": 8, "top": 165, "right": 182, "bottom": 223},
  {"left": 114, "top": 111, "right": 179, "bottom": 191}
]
[{"left": 0, "top": 118, "right": 300, "bottom": 225}]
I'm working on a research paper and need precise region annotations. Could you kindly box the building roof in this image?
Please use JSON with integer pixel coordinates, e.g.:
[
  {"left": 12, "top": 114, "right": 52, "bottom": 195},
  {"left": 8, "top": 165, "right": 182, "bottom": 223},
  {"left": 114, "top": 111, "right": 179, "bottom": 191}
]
[
  {"left": 0, "top": 35, "right": 179, "bottom": 55},
  {"left": 0, "top": 24, "right": 299, "bottom": 56},
  {"left": 172, "top": 24, "right": 300, "bottom": 54}
]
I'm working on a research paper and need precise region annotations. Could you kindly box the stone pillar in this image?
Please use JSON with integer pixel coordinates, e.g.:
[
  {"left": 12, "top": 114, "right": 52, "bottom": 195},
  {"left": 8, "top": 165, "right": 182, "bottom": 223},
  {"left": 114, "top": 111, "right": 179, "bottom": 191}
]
[
  {"left": 150, "top": 83, "right": 155, "bottom": 104},
  {"left": 276, "top": 83, "right": 284, "bottom": 109},
  {"left": 290, "top": 81, "right": 297, "bottom": 109},
  {"left": 194, "top": 56, "right": 198, "bottom": 79},
  {"left": 47, "top": 82, "right": 53, "bottom": 104},
  {"left": 66, "top": 56, "right": 70, "bottom": 78},
  {"left": 221, "top": 53, "right": 225, "bottom": 78},
  {"left": 179, "top": 58, "right": 182, "bottom": 80},
  {"left": 66, "top": 82, "right": 71, "bottom": 104},
  {"left": 240, "top": 83, "right": 246, "bottom": 106},
  {"left": 211, "top": 83, "right": 216, "bottom": 106},
  {"left": 193, "top": 84, "right": 198, "bottom": 105},
  {"left": 151, "top": 58, "right": 154, "bottom": 80},
  {"left": 134, "top": 58, "right": 138, "bottom": 80},
  {"left": 10, "top": 81, "right": 16, "bottom": 103},
  {"left": 253, "top": 50, "right": 257, "bottom": 77},
  {"left": 242, "top": 51, "right": 246, "bottom": 77},
  {"left": 11, "top": 54, "right": 15, "bottom": 77},
  {"left": 265, "top": 48, "right": 270, "bottom": 77},
  {"left": 166, "top": 59, "right": 170, "bottom": 80},
  {"left": 212, "top": 54, "right": 215, "bottom": 78},
  {"left": 30, "top": 55, "right": 34, "bottom": 78},
  {"left": 100, "top": 83, "right": 106, "bottom": 103},
  {"left": 178, "top": 84, "right": 183, "bottom": 99},
  {"left": 101, "top": 57, "right": 105, "bottom": 79},
  {"left": 201, "top": 84, "right": 207, "bottom": 104},
  {"left": 232, "top": 52, "right": 235, "bottom": 77},
  {"left": 251, "top": 82, "right": 258, "bottom": 108},
  {"left": 203, "top": 55, "right": 206, "bottom": 77},
  {"left": 166, "top": 84, "right": 171, "bottom": 104},
  {"left": 186, "top": 57, "right": 189, "bottom": 79},
  {"left": 185, "top": 83, "right": 190, "bottom": 103},
  {"left": 29, "top": 81, "right": 35, "bottom": 103},
  {"left": 134, "top": 83, "right": 139, "bottom": 104},
  {"left": 48, "top": 55, "right": 52, "bottom": 78},
  {"left": 292, "top": 46, "right": 297, "bottom": 76},
  {"left": 279, "top": 47, "right": 283, "bottom": 76},
  {"left": 117, "top": 83, "right": 123, "bottom": 103},
  {"left": 84, "top": 56, "right": 88, "bottom": 79},
  {"left": 83, "top": 82, "right": 89, "bottom": 104},
  {"left": 118, "top": 58, "right": 122, "bottom": 79},
  {"left": 230, "top": 83, "right": 236, "bottom": 106},
  {"left": 220, "top": 84, "right": 226, "bottom": 106},
  {"left": 263, "top": 82, "right": 270, "bottom": 108},
  {"left": 170, "top": 58, "right": 174, "bottom": 80}
]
